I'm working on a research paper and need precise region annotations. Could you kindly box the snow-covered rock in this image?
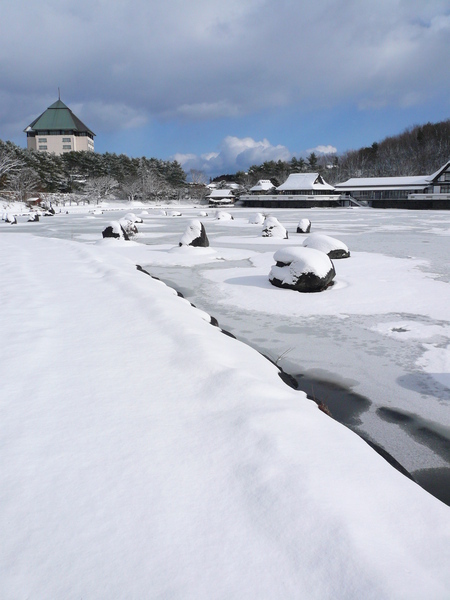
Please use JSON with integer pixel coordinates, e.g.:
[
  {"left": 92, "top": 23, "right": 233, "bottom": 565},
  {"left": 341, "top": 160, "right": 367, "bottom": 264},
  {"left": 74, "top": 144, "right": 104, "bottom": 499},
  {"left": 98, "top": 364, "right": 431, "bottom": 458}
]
[
  {"left": 198, "top": 211, "right": 208, "bottom": 217},
  {"left": 215, "top": 211, "right": 233, "bottom": 221},
  {"left": 102, "top": 221, "right": 130, "bottom": 240},
  {"left": 248, "top": 212, "right": 265, "bottom": 225},
  {"left": 303, "top": 233, "right": 350, "bottom": 259},
  {"left": 261, "top": 216, "right": 288, "bottom": 239},
  {"left": 170, "top": 211, "right": 182, "bottom": 217},
  {"left": 297, "top": 218, "right": 311, "bottom": 233},
  {"left": 269, "top": 246, "right": 336, "bottom": 292},
  {"left": 5, "top": 213, "right": 17, "bottom": 224},
  {"left": 27, "top": 214, "right": 40, "bottom": 222},
  {"left": 179, "top": 220, "right": 209, "bottom": 248}
]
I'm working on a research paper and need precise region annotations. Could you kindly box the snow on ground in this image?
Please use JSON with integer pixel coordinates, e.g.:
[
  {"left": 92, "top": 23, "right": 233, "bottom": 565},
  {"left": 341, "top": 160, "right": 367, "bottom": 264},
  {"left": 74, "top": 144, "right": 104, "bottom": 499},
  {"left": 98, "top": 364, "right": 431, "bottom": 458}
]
[{"left": 1, "top": 230, "right": 450, "bottom": 599}]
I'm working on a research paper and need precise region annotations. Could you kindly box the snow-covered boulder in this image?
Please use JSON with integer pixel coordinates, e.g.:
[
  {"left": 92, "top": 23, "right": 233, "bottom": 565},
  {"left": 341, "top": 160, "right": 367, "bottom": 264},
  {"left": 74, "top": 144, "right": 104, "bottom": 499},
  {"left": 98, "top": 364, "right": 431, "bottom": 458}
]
[
  {"left": 198, "top": 211, "right": 208, "bottom": 217},
  {"left": 215, "top": 211, "right": 233, "bottom": 221},
  {"left": 92, "top": 209, "right": 103, "bottom": 215},
  {"left": 124, "top": 212, "right": 143, "bottom": 223},
  {"left": 170, "top": 211, "right": 182, "bottom": 217},
  {"left": 28, "top": 214, "right": 40, "bottom": 222},
  {"left": 102, "top": 221, "right": 130, "bottom": 241},
  {"left": 261, "top": 216, "right": 288, "bottom": 239},
  {"left": 248, "top": 213, "right": 265, "bottom": 225},
  {"left": 179, "top": 220, "right": 209, "bottom": 248},
  {"left": 269, "top": 247, "right": 335, "bottom": 292},
  {"left": 303, "top": 233, "right": 350, "bottom": 259},
  {"left": 297, "top": 218, "right": 311, "bottom": 234}
]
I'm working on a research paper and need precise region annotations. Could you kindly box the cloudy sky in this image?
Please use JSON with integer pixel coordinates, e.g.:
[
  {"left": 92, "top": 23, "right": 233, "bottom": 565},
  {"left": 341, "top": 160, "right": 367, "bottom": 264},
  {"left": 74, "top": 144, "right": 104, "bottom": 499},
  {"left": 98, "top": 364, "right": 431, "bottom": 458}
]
[{"left": 1, "top": 0, "right": 449, "bottom": 177}]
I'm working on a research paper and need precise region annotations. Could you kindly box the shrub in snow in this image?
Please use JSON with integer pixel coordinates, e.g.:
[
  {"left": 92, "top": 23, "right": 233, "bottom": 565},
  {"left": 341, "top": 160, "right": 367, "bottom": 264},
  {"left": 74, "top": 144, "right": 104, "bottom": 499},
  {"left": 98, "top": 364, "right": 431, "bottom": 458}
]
[
  {"left": 102, "top": 221, "right": 131, "bottom": 241},
  {"left": 179, "top": 220, "right": 209, "bottom": 247},
  {"left": 297, "top": 218, "right": 311, "bottom": 234},
  {"left": 215, "top": 211, "right": 233, "bottom": 221},
  {"left": 269, "top": 247, "right": 335, "bottom": 292},
  {"left": 5, "top": 213, "right": 17, "bottom": 224},
  {"left": 261, "top": 216, "right": 288, "bottom": 239},
  {"left": 119, "top": 217, "right": 138, "bottom": 238},
  {"left": 248, "top": 213, "right": 265, "bottom": 225},
  {"left": 303, "top": 233, "right": 350, "bottom": 259},
  {"left": 124, "top": 212, "right": 143, "bottom": 223}
]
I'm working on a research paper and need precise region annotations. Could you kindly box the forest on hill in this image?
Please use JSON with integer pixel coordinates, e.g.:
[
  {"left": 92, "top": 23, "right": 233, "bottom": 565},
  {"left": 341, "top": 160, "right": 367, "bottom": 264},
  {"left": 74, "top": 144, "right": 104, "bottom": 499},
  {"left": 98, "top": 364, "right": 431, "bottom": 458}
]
[{"left": 1, "top": 119, "right": 449, "bottom": 202}]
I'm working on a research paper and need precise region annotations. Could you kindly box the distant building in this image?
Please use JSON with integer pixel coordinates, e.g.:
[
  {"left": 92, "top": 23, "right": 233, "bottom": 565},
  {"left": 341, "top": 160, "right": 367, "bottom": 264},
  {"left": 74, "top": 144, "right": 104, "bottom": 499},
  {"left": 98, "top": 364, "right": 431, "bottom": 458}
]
[
  {"left": 207, "top": 188, "right": 235, "bottom": 206},
  {"left": 248, "top": 180, "right": 275, "bottom": 194},
  {"left": 335, "top": 161, "right": 450, "bottom": 209},
  {"left": 24, "top": 98, "right": 95, "bottom": 155},
  {"left": 240, "top": 173, "right": 343, "bottom": 208}
]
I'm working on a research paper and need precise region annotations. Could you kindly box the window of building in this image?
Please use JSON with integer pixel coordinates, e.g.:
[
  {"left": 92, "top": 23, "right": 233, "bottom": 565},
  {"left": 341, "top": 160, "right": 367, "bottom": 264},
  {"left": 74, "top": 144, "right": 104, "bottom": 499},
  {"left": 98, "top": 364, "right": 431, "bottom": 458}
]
[
  {"left": 62, "top": 137, "right": 71, "bottom": 142},
  {"left": 440, "top": 185, "right": 450, "bottom": 193},
  {"left": 39, "top": 145, "right": 48, "bottom": 150},
  {"left": 62, "top": 145, "right": 72, "bottom": 150},
  {"left": 38, "top": 137, "right": 47, "bottom": 142}
]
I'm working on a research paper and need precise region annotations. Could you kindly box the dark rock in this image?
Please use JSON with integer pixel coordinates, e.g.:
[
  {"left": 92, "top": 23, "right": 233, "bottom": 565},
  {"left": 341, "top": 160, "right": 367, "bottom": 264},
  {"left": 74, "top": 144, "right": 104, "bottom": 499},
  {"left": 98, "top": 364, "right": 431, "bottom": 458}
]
[
  {"left": 269, "top": 247, "right": 335, "bottom": 292},
  {"left": 179, "top": 220, "right": 209, "bottom": 247},
  {"left": 297, "top": 218, "right": 311, "bottom": 233}
]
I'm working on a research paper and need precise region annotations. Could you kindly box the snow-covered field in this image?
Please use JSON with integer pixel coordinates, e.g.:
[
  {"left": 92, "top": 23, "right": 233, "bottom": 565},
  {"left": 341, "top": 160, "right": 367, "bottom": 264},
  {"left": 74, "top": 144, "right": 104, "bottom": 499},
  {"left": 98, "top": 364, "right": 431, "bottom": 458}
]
[{"left": 1, "top": 201, "right": 450, "bottom": 598}]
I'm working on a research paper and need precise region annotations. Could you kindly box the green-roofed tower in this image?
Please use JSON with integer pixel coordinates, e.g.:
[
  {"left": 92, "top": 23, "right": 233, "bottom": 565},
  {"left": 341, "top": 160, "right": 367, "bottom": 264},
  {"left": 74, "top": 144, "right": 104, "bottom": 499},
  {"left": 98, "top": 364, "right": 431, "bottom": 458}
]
[{"left": 24, "top": 98, "right": 95, "bottom": 155}]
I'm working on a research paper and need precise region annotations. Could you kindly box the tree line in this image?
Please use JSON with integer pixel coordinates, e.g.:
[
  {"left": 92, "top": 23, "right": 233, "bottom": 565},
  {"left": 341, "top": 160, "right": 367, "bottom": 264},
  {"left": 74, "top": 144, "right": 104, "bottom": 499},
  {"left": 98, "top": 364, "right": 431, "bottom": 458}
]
[{"left": 0, "top": 140, "right": 187, "bottom": 203}]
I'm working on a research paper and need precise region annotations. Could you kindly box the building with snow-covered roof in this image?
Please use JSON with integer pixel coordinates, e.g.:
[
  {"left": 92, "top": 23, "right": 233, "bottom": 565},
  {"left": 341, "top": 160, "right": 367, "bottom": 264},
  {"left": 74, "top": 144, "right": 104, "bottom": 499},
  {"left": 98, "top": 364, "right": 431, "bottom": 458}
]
[
  {"left": 249, "top": 180, "right": 275, "bottom": 193},
  {"left": 335, "top": 161, "right": 450, "bottom": 209},
  {"left": 240, "top": 172, "right": 343, "bottom": 208},
  {"left": 24, "top": 98, "right": 95, "bottom": 155},
  {"left": 207, "top": 188, "right": 235, "bottom": 206}
]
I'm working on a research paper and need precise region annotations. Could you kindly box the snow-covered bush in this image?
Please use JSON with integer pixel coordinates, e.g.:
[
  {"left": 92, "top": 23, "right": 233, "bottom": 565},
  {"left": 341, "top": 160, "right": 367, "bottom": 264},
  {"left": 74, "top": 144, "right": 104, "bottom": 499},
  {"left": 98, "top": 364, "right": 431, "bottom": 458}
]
[
  {"left": 269, "top": 246, "right": 335, "bottom": 292},
  {"left": 297, "top": 218, "right": 311, "bottom": 233},
  {"left": 248, "top": 213, "right": 265, "bottom": 225},
  {"left": 119, "top": 217, "right": 139, "bottom": 238},
  {"left": 303, "top": 233, "right": 350, "bottom": 259},
  {"left": 124, "top": 212, "right": 143, "bottom": 223},
  {"left": 261, "top": 216, "right": 288, "bottom": 239},
  {"left": 179, "top": 220, "right": 209, "bottom": 247}
]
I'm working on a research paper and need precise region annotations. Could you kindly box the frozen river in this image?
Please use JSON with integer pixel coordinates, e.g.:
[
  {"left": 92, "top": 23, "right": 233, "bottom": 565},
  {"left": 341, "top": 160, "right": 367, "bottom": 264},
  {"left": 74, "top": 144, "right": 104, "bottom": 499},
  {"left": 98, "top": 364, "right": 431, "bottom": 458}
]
[{"left": 3, "top": 203, "right": 450, "bottom": 503}]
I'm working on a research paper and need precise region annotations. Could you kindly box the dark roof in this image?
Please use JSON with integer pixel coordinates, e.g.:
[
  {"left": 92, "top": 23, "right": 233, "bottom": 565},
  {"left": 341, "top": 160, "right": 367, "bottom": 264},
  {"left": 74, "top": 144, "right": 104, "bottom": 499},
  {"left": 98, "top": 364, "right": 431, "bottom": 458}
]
[{"left": 24, "top": 99, "right": 95, "bottom": 135}]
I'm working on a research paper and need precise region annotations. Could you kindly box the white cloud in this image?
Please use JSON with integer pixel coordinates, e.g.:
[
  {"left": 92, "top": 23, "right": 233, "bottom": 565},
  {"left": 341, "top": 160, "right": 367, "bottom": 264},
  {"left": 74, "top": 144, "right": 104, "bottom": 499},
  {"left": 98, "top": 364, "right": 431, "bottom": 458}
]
[
  {"left": 174, "top": 136, "right": 292, "bottom": 176},
  {"left": 307, "top": 145, "right": 338, "bottom": 155}
]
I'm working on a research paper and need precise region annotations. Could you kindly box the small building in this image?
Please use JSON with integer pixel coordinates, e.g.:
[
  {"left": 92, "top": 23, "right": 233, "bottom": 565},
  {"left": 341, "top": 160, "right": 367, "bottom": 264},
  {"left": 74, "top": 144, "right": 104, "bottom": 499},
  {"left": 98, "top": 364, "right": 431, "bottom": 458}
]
[
  {"left": 249, "top": 180, "right": 275, "bottom": 194},
  {"left": 207, "top": 188, "right": 235, "bottom": 206},
  {"left": 335, "top": 161, "right": 450, "bottom": 209},
  {"left": 240, "top": 173, "right": 343, "bottom": 208},
  {"left": 24, "top": 98, "right": 95, "bottom": 155}
]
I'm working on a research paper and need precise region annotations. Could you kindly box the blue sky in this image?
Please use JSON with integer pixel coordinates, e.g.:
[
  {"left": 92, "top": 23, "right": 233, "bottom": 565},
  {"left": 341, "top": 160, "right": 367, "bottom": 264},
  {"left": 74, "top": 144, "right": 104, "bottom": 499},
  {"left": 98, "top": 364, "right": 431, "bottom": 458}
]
[{"left": 1, "top": 0, "right": 449, "bottom": 178}]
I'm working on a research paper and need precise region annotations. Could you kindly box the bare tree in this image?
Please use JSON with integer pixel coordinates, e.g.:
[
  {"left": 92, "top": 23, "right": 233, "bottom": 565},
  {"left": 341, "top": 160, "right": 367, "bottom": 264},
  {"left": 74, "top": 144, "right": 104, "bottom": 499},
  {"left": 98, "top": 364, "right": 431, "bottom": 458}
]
[
  {"left": 189, "top": 169, "right": 207, "bottom": 185},
  {"left": 84, "top": 175, "right": 119, "bottom": 204},
  {"left": 7, "top": 167, "right": 41, "bottom": 202},
  {"left": 0, "top": 148, "right": 24, "bottom": 184}
]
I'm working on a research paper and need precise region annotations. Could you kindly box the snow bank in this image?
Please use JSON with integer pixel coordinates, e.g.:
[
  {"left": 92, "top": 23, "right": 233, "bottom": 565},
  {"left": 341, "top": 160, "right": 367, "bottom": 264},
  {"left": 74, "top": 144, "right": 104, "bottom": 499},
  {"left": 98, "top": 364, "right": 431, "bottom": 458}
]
[{"left": 1, "top": 233, "right": 450, "bottom": 599}]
